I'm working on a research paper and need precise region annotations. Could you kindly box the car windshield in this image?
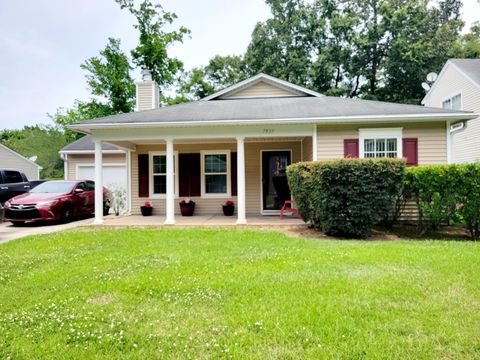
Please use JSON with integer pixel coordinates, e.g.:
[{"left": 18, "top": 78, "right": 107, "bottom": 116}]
[{"left": 30, "top": 181, "right": 75, "bottom": 194}]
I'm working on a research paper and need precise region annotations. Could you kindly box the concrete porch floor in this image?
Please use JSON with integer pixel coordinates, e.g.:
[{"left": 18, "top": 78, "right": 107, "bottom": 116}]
[{"left": 102, "top": 214, "right": 305, "bottom": 227}]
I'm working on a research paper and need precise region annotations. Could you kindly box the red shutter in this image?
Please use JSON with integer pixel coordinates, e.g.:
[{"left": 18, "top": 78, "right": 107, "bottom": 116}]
[
  {"left": 138, "top": 154, "right": 149, "bottom": 197},
  {"left": 344, "top": 139, "right": 359, "bottom": 158},
  {"left": 403, "top": 138, "right": 418, "bottom": 166},
  {"left": 231, "top": 152, "right": 237, "bottom": 196},
  {"left": 179, "top": 153, "right": 201, "bottom": 197}
]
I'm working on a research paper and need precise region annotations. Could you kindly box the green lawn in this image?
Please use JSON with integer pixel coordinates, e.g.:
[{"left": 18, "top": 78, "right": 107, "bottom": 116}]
[{"left": 0, "top": 229, "right": 479, "bottom": 359}]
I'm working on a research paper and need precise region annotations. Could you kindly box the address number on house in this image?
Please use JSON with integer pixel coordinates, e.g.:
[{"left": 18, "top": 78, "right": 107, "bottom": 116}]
[{"left": 262, "top": 129, "right": 275, "bottom": 134}]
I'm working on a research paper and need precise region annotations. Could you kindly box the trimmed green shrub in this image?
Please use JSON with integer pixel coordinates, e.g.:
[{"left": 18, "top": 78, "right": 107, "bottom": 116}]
[
  {"left": 406, "top": 163, "right": 480, "bottom": 239},
  {"left": 456, "top": 163, "right": 480, "bottom": 240},
  {"left": 405, "top": 165, "right": 459, "bottom": 233},
  {"left": 287, "top": 159, "right": 405, "bottom": 238}
]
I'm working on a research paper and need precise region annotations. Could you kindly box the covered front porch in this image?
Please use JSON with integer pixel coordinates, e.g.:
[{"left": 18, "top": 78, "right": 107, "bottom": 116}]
[{"left": 89, "top": 123, "right": 316, "bottom": 225}]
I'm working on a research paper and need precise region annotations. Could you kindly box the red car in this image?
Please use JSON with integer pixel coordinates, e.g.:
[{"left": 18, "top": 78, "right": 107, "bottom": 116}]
[{"left": 3, "top": 180, "right": 110, "bottom": 226}]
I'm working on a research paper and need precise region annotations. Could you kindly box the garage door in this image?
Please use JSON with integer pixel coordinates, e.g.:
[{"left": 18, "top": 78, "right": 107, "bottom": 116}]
[{"left": 76, "top": 165, "right": 127, "bottom": 192}]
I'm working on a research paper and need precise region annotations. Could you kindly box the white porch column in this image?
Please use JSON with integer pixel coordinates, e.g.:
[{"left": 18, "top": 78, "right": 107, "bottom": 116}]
[
  {"left": 93, "top": 139, "right": 104, "bottom": 225},
  {"left": 164, "top": 139, "right": 175, "bottom": 225},
  {"left": 312, "top": 124, "right": 318, "bottom": 161},
  {"left": 127, "top": 150, "right": 132, "bottom": 215},
  {"left": 236, "top": 136, "right": 247, "bottom": 225}
]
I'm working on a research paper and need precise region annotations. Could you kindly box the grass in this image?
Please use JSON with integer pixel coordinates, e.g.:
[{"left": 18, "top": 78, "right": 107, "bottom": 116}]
[{"left": 0, "top": 228, "right": 479, "bottom": 359}]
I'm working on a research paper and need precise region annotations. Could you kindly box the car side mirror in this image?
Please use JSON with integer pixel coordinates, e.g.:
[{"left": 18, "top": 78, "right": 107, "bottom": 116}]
[{"left": 74, "top": 188, "right": 84, "bottom": 194}]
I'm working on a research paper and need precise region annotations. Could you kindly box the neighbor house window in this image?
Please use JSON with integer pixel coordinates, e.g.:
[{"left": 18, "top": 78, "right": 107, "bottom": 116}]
[
  {"left": 359, "top": 128, "right": 403, "bottom": 159},
  {"left": 442, "top": 94, "right": 462, "bottom": 110},
  {"left": 149, "top": 152, "right": 178, "bottom": 197},
  {"left": 201, "top": 151, "right": 230, "bottom": 197}
]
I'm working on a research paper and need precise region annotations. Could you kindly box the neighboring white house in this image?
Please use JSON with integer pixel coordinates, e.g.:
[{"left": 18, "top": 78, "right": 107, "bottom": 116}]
[
  {"left": 0, "top": 143, "right": 42, "bottom": 180},
  {"left": 422, "top": 58, "right": 480, "bottom": 163}
]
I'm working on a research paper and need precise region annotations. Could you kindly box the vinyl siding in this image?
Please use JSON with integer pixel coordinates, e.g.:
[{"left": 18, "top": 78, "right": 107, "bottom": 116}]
[
  {"left": 316, "top": 122, "right": 447, "bottom": 165},
  {"left": 220, "top": 81, "right": 303, "bottom": 99},
  {"left": 423, "top": 64, "right": 480, "bottom": 163},
  {"left": 131, "top": 141, "right": 302, "bottom": 215},
  {"left": 136, "top": 82, "right": 159, "bottom": 111},
  {"left": 65, "top": 153, "right": 126, "bottom": 180},
  {"left": 302, "top": 136, "right": 313, "bottom": 162},
  {"left": 0, "top": 146, "right": 40, "bottom": 180}
]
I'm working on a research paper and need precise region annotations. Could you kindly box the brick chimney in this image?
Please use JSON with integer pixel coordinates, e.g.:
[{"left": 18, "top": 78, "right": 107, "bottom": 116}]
[{"left": 135, "top": 69, "right": 160, "bottom": 111}]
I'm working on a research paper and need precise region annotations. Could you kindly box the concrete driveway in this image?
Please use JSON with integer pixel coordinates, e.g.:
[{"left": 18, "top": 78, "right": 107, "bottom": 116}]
[{"left": 0, "top": 216, "right": 94, "bottom": 244}]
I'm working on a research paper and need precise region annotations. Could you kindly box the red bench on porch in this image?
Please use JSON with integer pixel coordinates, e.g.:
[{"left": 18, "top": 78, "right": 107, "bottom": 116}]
[{"left": 280, "top": 200, "right": 302, "bottom": 220}]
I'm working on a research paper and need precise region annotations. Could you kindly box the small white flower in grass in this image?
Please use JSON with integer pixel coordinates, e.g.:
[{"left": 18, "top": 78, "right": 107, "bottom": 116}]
[{"left": 133, "top": 343, "right": 138, "bottom": 348}]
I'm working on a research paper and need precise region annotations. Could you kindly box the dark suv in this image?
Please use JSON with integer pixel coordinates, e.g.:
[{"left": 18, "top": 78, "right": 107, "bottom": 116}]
[{"left": 0, "top": 169, "right": 43, "bottom": 205}]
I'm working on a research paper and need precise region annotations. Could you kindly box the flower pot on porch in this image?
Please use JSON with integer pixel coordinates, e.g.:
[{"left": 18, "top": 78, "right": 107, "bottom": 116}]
[
  {"left": 140, "top": 206, "right": 153, "bottom": 216},
  {"left": 222, "top": 204, "right": 235, "bottom": 216},
  {"left": 179, "top": 201, "right": 195, "bottom": 216}
]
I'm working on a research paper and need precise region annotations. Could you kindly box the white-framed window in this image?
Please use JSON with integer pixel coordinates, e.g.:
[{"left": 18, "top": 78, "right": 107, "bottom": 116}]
[
  {"left": 359, "top": 128, "right": 403, "bottom": 159},
  {"left": 149, "top": 151, "right": 179, "bottom": 198},
  {"left": 201, "top": 150, "right": 231, "bottom": 197},
  {"left": 442, "top": 93, "right": 462, "bottom": 110}
]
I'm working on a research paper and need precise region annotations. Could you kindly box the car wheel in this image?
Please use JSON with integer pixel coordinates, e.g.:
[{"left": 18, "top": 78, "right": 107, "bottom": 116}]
[
  {"left": 103, "top": 201, "right": 110, "bottom": 216},
  {"left": 60, "top": 204, "right": 73, "bottom": 224},
  {"left": 11, "top": 221, "right": 25, "bottom": 227}
]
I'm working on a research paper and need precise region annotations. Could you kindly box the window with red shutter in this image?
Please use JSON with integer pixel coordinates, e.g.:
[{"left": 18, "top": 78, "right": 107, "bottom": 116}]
[
  {"left": 179, "top": 153, "right": 201, "bottom": 197},
  {"left": 138, "top": 154, "right": 149, "bottom": 197},
  {"left": 402, "top": 138, "right": 418, "bottom": 166},
  {"left": 344, "top": 139, "right": 359, "bottom": 158}
]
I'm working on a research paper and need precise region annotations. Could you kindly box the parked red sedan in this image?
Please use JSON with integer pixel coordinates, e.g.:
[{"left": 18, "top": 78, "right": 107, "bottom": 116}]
[{"left": 3, "top": 180, "right": 110, "bottom": 225}]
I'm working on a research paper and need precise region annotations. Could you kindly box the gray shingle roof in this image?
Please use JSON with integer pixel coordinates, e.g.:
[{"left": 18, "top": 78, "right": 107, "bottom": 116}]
[
  {"left": 450, "top": 59, "right": 480, "bottom": 86},
  {"left": 61, "top": 135, "right": 121, "bottom": 152},
  {"left": 75, "top": 96, "right": 470, "bottom": 126}
]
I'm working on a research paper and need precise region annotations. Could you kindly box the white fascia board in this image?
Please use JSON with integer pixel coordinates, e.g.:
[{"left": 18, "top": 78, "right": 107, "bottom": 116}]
[
  {"left": 58, "top": 150, "right": 125, "bottom": 155},
  {"left": 69, "top": 112, "right": 479, "bottom": 134}
]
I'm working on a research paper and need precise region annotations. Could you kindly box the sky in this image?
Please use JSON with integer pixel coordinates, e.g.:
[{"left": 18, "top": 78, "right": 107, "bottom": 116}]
[{"left": 0, "top": 0, "right": 479, "bottom": 130}]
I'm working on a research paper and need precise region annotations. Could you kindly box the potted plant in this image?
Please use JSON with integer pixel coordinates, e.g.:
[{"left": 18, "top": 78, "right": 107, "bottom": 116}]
[
  {"left": 222, "top": 200, "right": 235, "bottom": 216},
  {"left": 140, "top": 201, "right": 153, "bottom": 216},
  {"left": 179, "top": 199, "right": 195, "bottom": 216}
]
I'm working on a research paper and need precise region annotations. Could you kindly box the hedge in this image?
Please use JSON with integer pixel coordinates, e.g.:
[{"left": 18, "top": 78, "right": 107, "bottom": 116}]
[
  {"left": 287, "top": 159, "right": 406, "bottom": 238},
  {"left": 405, "top": 163, "right": 480, "bottom": 239}
]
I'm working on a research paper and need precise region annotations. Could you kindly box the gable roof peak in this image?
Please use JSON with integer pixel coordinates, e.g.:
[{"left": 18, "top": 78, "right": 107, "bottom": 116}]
[{"left": 200, "top": 73, "right": 323, "bottom": 101}]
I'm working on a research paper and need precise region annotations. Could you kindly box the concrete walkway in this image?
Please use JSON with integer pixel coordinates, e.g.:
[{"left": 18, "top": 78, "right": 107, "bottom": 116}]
[{"left": 0, "top": 217, "right": 94, "bottom": 244}]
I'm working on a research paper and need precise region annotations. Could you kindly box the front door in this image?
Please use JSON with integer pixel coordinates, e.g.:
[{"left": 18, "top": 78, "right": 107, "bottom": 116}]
[{"left": 261, "top": 151, "right": 291, "bottom": 212}]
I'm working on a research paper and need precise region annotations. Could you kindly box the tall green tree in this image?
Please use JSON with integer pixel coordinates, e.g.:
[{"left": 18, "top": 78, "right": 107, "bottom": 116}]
[
  {"left": 170, "top": 55, "right": 248, "bottom": 102},
  {"left": 116, "top": 0, "right": 190, "bottom": 88},
  {"left": 245, "top": 0, "right": 314, "bottom": 86},
  {"left": 454, "top": 22, "right": 480, "bottom": 58},
  {"left": 50, "top": 38, "right": 136, "bottom": 140},
  {"left": 81, "top": 37, "right": 135, "bottom": 114}
]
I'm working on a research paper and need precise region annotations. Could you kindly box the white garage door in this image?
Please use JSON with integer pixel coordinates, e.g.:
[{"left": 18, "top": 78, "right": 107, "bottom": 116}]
[{"left": 76, "top": 165, "right": 127, "bottom": 192}]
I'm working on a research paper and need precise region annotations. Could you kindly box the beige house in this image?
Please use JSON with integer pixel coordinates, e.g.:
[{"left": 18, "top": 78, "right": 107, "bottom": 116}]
[
  {"left": 69, "top": 71, "right": 475, "bottom": 225},
  {"left": 0, "top": 143, "right": 42, "bottom": 180},
  {"left": 422, "top": 59, "right": 480, "bottom": 163}
]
